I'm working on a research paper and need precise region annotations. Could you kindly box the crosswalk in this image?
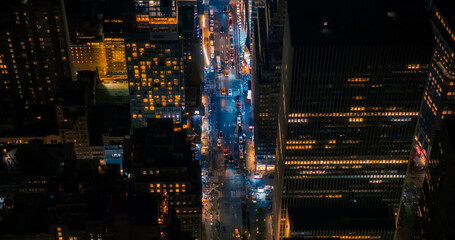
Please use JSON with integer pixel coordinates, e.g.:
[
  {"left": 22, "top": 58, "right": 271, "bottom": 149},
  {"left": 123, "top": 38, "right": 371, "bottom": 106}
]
[
  {"left": 217, "top": 190, "right": 243, "bottom": 198},
  {"left": 230, "top": 190, "right": 243, "bottom": 198}
]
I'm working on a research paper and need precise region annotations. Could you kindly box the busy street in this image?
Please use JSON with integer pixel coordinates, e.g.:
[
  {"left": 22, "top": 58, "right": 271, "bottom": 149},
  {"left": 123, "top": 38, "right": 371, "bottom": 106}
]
[{"left": 200, "top": 0, "right": 261, "bottom": 239}]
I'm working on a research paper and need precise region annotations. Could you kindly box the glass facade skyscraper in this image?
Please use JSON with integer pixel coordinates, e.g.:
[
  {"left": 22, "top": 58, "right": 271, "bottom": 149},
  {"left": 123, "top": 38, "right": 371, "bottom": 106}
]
[{"left": 272, "top": 0, "right": 434, "bottom": 239}]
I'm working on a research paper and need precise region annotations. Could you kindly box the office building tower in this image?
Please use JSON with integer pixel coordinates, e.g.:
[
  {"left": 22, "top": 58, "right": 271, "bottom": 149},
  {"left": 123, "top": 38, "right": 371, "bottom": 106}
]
[
  {"left": 66, "top": 0, "right": 128, "bottom": 81},
  {"left": 272, "top": 0, "right": 433, "bottom": 239},
  {"left": 103, "top": 10, "right": 128, "bottom": 81},
  {"left": 252, "top": 0, "right": 284, "bottom": 165},
  {"left": 124, "top": 0, "right": 184, "bottom": 128},
  {"left": 57, "top": 72, "right": 96, "bottom": 160},
  {"left": 413, "top": 0, "right": 455, "bottom": 165},
  {"left": 0, "top": 0, "right": 74, "bottom": 105},
  {"left": 127, "top": 118, "right": 202, "bottom": 239},
  {"left": 416, "top": 116, "right": 455, "bottom": 240},
  {"left": 71, "top": 36, "right": 108, "bottom": 78},
  {"left": 178, "top": 0, "right": 202, "bottom": 113},
  {"left": 412, "top": 1, "right": 455, "bottom": 239}
]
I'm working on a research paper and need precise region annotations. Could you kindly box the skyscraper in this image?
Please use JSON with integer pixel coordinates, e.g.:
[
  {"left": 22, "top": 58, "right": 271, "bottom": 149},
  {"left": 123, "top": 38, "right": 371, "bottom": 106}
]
[
  {"left": 0, "top": 0, "right": 74, "bottom": 105},
  {"left": 124, "top": 0, "right": 184, "bottom": 128},
  {"left": 252, "top": 0, "right": 284, "bottom": 164},
  {"left": 178, "top": 0, "right": 202, "bottom": 113},
  {"left": 414, "top": 1, "right": 455, "bottom": 239},
  {"left": 416, "top": 116, "right": 455, "bottom": 240},
  {"left": 413, "top": 0, "right": 455, "bottom": 166},
  {"left": 272, "top": 0, "right": 433, "bottom": 239}
]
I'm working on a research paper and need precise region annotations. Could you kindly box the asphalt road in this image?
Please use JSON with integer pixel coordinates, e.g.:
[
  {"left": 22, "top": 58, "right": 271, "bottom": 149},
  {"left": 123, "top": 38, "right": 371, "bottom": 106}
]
[{"left": 202, "top": 1, "right": 254, "bottom": 239}]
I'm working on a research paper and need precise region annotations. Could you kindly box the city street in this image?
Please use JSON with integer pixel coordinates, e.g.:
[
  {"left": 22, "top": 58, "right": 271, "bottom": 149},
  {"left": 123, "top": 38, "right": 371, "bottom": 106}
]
[{"left": 201, "top": 0, "right": 256, "bottom": 239}]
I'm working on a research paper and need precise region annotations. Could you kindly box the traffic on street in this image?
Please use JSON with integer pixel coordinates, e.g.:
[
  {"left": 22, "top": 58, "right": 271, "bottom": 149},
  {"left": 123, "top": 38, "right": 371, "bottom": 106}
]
[{"left": 199, "top": 0, "right": 271, "bottom": 239}]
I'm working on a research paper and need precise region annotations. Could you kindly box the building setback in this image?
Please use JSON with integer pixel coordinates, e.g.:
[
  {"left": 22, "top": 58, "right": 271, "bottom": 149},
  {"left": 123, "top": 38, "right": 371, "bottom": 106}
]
[{"left": 272, "top": 0, "right": 433, "bottom": 239}]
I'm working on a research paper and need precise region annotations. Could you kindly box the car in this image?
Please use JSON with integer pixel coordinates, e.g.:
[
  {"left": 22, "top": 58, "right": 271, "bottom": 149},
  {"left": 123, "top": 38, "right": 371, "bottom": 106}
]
[
  {"left": 224, "top": 149, "right": 228, "bottom": 157},
  {"left": 254, "top": 174, "right": 262, "bottom": 179},
  {"left": 228, "top": 89, "right": 233, "bottom": 96},
  {"left": 221, "top": 87, "right": 226, "bottom": 95},
  {"left": 239, "top": 136, "right": 243, "bottom": 144},
  {"left": 219, "top": 131, "right": 223, "bottom": 139},
  {"left": 229, "top": 19, "right": 233, "bottom": 26},
  {"left": 234, "top": 228, "right": 240, "bottom": 238},
  {"left": 220, "top": 26, "right": 225, "bottom": 33},
  {"left": 225, "top": 159, "right": 229, "bottom": 167},
  {"left": 231, "top": 61, "right": 235, "bottom": 68},
  {"left": 258, "top": 186, "right": 264, "bottom": 193},
  {"left": 239, "top": 151, "right": 244, "bottom": 159},
  {"left": 239, "top": 144, "right": 243, "bottom": 152},
  {"left": 237, "top": 101, "right": 241, "bottom": 109},
  {"left": 217, "top": 138, "right": 222, "bottom": 147},
  {"left": 229, "top": 154, "right": 234, "bottom": 163},
  {"left": 225, "top": 56, "right": 229, "bottom": 64},
  {"left": 235, "top": 161, "right": 239, "bottom": 169},
  {"left": 237, "top": 116, "right": 241, "bottom": 126},
  {"left": 225, "top": 70, "right": 229, "bottom": 77}
]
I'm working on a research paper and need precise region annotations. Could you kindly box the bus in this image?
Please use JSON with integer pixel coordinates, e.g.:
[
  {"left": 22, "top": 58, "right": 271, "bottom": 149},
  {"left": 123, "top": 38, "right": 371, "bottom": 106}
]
[{"left": 216, "top": 55, "right": 221, "bottom": 73}]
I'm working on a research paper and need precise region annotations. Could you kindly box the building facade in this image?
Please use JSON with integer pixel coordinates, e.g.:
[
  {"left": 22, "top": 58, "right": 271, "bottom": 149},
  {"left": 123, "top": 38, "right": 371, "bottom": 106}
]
[
  {"left": 416, "top": 117, "right": 455, "bottom": 240},
  {"left": 414, "top": 0, "right": 455, "bottom": 165},
  {"left": 272, "top": 0, "right": 433, "bottom": 239},
  {"left": 252, "top": 0, "right": 284, "bottom": 164},
  {"left": 124, "top": 0, "right": 184, "bottom": 128},
  {"left": 0, "top": 0, "right": 74, "bottom": 105}
]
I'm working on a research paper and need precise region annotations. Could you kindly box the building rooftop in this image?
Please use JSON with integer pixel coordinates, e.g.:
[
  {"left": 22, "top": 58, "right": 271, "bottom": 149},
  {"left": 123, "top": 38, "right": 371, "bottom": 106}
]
[
  {"left": 0, "top": 103, "right": 59, "bottom": 138},
  {"left": 130, "top": 118, "right": 190, "bottom": 167},
  {"left": 89, "top": 104, "right": 131, "bottom": 146},
  {"left": 287, "top": 0, "right": 433, "bottom": 46},
  {"left": 288, "top": 207, "right": 395, "bottom": 231},
  {"left": 0, "top": 142, "right": 74, "bottom": 178}
]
